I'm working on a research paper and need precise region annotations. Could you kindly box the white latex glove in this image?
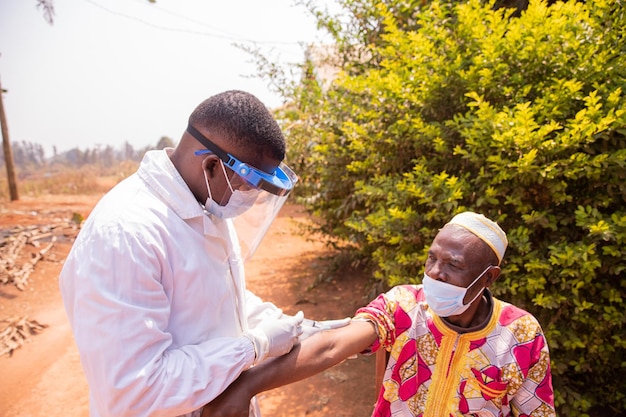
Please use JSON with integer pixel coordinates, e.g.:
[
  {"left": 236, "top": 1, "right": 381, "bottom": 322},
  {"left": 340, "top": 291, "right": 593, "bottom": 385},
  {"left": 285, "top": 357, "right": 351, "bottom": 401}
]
[
  {"left": 300, "top": 317, "right": 352, "bottom": 341},
  {"left": 244, "top": 311, "right": 304, "bottom": 364}
]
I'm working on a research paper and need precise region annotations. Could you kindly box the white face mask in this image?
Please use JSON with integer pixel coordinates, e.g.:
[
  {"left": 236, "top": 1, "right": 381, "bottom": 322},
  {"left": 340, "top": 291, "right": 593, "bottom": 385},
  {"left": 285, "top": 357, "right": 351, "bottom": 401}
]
[
  {"left": 203, "top": 160, "right": 260, "bottom": 219},
  {"left": 422, "top": 265, "right": 492, "bottom": 317}
]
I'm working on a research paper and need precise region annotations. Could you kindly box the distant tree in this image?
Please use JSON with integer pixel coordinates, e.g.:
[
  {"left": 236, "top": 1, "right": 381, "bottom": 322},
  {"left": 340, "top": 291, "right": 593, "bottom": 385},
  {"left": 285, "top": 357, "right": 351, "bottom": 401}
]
[
  {"left": 36, "top": 0, "right": 55, "bottom": 25},
  {"left": 83, "top": 149, "right": 93, "bottom": 166},
  {"left": 156, "top": 136, "right": 175, "bottom": 150},
  {"left": 64, "top": 148, "right": 82, "bottom": 166},
  {"left": 12, "top": 141, "right": 46, "bottom": 167},
  {"left": 101, "top": 145, "right": 115, "bottom": 167},
  {"left": 123, "top": 141, "right": 135, "bottom": 160}
]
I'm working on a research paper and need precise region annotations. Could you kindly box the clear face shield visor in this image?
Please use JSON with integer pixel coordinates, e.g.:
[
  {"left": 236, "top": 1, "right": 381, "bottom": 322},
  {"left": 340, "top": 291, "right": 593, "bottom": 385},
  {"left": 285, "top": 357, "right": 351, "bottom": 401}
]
[
  {"left": 188, "top": 124, "right": 298, "bottom": 260},
  {"left": 229, "top": 178, "right": 295, "bottom": 260}
]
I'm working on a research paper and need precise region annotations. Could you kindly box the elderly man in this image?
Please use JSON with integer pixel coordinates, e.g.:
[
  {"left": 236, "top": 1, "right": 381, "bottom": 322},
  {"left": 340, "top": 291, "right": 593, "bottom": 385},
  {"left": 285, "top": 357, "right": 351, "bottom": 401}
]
[{"left": 203, "top": 211, "right": 556, "bottom": 417}]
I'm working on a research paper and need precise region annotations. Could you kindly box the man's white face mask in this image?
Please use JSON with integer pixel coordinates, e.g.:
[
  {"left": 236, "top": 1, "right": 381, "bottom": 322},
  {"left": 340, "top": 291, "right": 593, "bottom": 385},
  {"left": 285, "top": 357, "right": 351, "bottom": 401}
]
[
  {"left": 422, "top": 265, "right": 492, "bottom": 317},
  {"left": 203, "top": 159, "right": 260, "bottom": 219}
]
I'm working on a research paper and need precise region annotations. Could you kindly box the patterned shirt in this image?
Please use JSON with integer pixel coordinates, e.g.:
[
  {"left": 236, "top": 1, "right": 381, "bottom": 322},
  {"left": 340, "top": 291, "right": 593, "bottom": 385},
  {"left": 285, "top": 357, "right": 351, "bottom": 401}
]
[{"left": 355, "top": 285, "right": 555, "bottom": 417}]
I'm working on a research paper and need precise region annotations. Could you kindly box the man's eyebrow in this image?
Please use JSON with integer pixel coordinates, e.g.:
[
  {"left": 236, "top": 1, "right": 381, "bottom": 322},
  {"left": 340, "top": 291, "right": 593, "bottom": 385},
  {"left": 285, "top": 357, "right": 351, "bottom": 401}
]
[{"left": 430, "top": 249, "right": 466, "bottom": 268}]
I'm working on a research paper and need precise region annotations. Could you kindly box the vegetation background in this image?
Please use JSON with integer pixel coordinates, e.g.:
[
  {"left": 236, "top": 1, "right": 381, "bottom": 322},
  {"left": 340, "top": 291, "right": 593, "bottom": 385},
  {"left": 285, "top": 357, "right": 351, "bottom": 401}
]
[
  {"left": 2, "top": 0, "right": 625, "bottom": 416},
  {"left": 269, "top": 0, "right": 624, "bottom": 416}
]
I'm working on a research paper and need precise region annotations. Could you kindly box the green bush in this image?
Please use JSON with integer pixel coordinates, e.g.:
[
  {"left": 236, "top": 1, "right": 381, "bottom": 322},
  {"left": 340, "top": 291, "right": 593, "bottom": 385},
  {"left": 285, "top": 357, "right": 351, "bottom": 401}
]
[{"left": 280, "top": 0, "right": 626, "bottom": 415}]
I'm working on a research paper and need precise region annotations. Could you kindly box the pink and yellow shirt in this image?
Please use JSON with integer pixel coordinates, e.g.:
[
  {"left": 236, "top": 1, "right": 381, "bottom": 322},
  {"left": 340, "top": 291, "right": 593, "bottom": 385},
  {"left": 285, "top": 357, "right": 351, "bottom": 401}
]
[{"left": 355, "top": 285, "right": 555, "bottom": 417}]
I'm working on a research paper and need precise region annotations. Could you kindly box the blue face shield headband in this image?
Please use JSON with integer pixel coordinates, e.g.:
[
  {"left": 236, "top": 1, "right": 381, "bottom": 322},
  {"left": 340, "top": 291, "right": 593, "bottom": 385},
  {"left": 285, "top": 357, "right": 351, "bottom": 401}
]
[{"left": 187, "top": 123, "right": 296, "bottom": 197}]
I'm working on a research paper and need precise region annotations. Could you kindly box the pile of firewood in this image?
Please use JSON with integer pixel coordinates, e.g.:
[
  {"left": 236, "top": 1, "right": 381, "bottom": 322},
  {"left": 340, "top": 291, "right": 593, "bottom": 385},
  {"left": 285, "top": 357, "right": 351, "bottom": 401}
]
[
  {"left": 0, "top": 221, "right": 80, "bottom": 357},
  {"left": 0, "top": 316, "right": 48, "bottom": 357},
  {"left": 0, "top": 222, "right": 78, "bottom": 290}
]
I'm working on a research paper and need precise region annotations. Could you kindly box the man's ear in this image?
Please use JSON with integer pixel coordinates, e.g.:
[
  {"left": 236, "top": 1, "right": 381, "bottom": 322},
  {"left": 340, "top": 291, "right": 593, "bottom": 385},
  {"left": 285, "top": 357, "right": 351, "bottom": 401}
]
[
  {"left": 201, "top": 154, "right": 222, "bottom": 178},
  {"left": 484, "top": 266, "right": 501, "bottom": 287}
]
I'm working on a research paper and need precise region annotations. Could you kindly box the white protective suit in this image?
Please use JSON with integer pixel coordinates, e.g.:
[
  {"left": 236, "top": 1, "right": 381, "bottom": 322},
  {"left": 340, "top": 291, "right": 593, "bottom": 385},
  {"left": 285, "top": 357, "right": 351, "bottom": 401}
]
[{"left": 59, "top": 149, "right": 284, "bottom": 417}]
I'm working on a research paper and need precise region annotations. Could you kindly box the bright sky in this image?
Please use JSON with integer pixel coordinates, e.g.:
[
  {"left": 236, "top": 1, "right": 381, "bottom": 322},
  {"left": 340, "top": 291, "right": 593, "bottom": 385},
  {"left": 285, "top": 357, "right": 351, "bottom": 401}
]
[{"left": 0, "top": 0, "right": 331, "bottom": 156}]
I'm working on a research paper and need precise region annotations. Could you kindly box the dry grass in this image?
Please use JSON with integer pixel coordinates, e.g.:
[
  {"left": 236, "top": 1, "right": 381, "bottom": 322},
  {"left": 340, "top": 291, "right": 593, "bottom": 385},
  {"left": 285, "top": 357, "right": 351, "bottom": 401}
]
[{"left": 0, "top": 161, "right": 139, "bottom": 201}]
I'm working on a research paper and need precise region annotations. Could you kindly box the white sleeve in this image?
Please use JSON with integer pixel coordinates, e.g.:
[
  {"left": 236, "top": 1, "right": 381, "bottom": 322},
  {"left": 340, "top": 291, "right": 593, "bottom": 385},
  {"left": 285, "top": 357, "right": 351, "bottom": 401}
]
[
  {"left": 244, "top": 290, "right": 283, "bottom": 328},
  {"left": 59, "top": 224, "right": 256, "bottom": 417}
]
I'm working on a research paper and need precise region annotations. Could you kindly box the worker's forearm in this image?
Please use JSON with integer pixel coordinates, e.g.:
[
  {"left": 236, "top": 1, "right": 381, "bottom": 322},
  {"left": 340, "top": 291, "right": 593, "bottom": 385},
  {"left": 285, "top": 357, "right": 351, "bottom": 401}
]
[
  {"left": 200, "top": 335, "right": 342, "bottom": 417},
  {"left": 243, "top": 333, "right": 342, "bottom": 393},
  {"left": 202, "top": 321, "right": 377, "bottom": 417}
]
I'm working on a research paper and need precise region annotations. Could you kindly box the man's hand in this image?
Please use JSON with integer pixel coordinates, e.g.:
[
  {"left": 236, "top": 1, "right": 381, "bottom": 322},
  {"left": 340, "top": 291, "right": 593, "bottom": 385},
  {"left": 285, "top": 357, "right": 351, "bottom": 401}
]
[
  {"left": 244, "top": 311, "right": 304, "bottom": 363},
  {"left": 259, "top": 311, "right": 304, "bottom": 358}
]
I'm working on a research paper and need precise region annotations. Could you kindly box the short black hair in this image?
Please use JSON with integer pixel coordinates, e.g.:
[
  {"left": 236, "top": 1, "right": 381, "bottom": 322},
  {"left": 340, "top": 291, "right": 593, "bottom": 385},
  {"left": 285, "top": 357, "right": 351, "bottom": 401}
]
[{"left": 188, "top": 90, "right": 285, "bottom": 161}]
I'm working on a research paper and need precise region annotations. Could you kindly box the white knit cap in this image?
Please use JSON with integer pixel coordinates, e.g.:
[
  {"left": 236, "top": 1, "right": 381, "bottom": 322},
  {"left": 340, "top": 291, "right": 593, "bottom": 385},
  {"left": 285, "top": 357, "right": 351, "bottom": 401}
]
[{"left": 446, "top": 211, "right": 508, "bottom": 265}]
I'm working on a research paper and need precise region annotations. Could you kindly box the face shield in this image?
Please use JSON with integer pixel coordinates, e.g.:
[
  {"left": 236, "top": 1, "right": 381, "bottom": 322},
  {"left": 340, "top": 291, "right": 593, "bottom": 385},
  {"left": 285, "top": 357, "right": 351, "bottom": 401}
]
[{"left": 188, "top": 124, "right": 298, "bottom": 260}]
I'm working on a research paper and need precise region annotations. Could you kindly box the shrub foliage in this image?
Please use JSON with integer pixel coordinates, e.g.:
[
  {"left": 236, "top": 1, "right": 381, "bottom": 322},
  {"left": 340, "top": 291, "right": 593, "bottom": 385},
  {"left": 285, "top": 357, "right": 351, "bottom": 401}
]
[{"left": 279, "top": 0, "right": 626, "bottom": 415}]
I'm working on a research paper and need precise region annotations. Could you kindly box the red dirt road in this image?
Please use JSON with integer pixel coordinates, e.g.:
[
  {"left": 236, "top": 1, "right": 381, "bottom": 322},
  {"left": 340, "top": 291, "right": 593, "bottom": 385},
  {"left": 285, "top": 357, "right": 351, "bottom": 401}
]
[{"left": 0, "top": 195, "right": 376, "bottom": 417}]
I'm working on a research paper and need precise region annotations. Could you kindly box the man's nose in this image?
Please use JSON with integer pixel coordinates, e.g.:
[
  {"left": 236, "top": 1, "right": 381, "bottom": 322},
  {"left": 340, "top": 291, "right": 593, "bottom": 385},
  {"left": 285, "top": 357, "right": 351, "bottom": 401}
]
[{"left": 426, "top": 262, "right": 446, "bottom": 282}]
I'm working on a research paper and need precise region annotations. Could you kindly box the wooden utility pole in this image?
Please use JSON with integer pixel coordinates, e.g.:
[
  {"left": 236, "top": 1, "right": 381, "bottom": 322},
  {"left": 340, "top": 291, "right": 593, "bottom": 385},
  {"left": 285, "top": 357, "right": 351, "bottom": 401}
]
[{"left": 0, "top": 76, "right": 19, "bottom": 201}]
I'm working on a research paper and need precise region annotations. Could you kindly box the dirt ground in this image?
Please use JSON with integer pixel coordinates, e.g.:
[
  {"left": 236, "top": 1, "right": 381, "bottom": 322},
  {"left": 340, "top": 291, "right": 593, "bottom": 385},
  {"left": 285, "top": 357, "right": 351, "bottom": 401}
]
[{"left": 0, "top": 194, "right": 377, "bottom": 417}]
